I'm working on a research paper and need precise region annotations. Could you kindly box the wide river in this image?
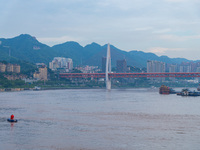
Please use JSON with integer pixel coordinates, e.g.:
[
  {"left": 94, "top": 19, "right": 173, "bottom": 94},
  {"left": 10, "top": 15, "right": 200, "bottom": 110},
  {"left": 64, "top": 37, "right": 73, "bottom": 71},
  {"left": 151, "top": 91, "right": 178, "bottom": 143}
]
[{"left": 1, "top": 88, "right": 200, "bottom": 150}]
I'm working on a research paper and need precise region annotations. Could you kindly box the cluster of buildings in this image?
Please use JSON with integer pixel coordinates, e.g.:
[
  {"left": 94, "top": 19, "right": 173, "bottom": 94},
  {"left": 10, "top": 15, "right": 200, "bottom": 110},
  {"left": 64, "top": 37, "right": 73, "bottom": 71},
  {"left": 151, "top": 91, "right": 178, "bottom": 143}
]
[
  {"left": 147, "top": 60, "right": 200, "bottom": 73},
  {"left": 0, "top": 63, "right": 20, "bottom": 73},
  {"left": 0, "top": 63, "right": 22, "bottom": 80},
  {"left": 74, "top": 66, "right": 100, "bottom": 73},
  {"left": 167, "top": 62, "right": 200, "bottom": 73},
  {"left": 49, "top": 57, "right": 101, "bottom": 74},
  {"left": 31, "top": 57, "right": 74, "bottom": 81},
  {"left": 147, "top": 60, "right": 200, "bottom": 82},
  {"left": 23, "top": 57, "right": 74, "bottom": 82},
  {"left": 101, "top": 57, "right": 200, "bottom": 74},
  {"left": 49, "top": 57, "right": 73, "bottom": 72},
  {"left": 5, "top": 53, "right": 200, "bottom": 83}
]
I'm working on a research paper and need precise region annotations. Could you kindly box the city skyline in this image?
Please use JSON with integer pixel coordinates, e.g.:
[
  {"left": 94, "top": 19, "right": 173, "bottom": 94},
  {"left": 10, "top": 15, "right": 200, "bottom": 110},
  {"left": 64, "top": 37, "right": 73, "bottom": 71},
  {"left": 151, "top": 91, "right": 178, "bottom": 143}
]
[{"left": 1, "top": 0, "right": 200, "bottom": 60}]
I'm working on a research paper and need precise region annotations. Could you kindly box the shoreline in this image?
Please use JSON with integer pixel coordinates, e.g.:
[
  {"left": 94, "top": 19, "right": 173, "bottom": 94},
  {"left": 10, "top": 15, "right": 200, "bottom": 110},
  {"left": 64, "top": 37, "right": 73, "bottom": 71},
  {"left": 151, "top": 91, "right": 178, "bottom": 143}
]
[
  {"left": 0, "top": 86, "right": 198, "bottom": 93},
  {"left": 0, "top": 86, "right": 153, "bottom": 92}
]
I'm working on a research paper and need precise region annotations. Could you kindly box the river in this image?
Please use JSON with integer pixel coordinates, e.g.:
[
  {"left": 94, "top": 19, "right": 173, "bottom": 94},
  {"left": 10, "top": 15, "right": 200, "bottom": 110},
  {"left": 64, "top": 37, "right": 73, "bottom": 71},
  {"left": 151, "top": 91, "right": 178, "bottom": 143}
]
[{"left": 1, "top": 88, "right": 200, "bottom": 150}]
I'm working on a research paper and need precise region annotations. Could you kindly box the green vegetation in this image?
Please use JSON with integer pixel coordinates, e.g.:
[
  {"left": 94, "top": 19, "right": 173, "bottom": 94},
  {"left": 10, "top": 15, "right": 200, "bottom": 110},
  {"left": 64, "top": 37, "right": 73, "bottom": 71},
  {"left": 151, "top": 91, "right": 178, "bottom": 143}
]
[{"left": 0, "top": 73, "right": 34, "bottom": 88}]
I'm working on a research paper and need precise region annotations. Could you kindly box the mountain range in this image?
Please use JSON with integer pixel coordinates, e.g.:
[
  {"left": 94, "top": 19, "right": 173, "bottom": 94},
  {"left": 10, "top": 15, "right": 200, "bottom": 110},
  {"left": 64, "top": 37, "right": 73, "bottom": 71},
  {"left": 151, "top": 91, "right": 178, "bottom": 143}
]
[{"left": 0, "top": 34, "right": 192, "bottom": 68}]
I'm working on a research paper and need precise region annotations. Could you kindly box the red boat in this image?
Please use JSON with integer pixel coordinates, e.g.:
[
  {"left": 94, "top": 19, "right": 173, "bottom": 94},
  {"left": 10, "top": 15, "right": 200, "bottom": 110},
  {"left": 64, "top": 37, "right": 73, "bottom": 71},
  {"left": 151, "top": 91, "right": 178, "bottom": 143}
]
[{"left": 159, "top": 85, "right": 176, "bottom": 94}]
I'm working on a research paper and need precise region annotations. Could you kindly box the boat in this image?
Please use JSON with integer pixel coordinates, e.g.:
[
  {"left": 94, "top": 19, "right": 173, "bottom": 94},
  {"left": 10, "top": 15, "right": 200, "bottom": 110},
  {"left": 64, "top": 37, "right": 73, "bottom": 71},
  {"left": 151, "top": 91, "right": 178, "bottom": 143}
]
[
  {"left": 7, "top": 119, "right": 18, "bottom": 122},
  {"left": 159, "top": 85, "right": 170, "bottom": 94},
  {"left": 197, "top": 84, "right": 200, "bottom": 91},
  {"left": 177, "top": 89, "right": 200, "bottom": 96},
  {"left": 33, "top": 86, "right": 41, "bottom": 91},
  {"left": 159, "top": 85, "right": 176, "bottom": 94}
]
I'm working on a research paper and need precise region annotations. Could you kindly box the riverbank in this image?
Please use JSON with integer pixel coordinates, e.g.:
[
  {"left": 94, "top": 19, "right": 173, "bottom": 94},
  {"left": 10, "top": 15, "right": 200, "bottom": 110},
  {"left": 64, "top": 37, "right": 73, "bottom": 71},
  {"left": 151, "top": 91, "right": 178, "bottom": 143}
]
[
  {"left": 0, "top": 86, "right": 104, "bottom": 92},
  {"left": 0, "top": 88, "right": 33, "bottom": 92},
  {"left": 0, "top": 83, "right": 198, "bottom": 92}
]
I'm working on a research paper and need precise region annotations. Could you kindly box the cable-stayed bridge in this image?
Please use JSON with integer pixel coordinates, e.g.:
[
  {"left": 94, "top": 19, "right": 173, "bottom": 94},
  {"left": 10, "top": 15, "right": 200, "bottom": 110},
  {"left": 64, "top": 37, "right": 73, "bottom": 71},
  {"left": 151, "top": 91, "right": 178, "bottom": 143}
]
[{"left": 59, "top": 44, "right": 200, "bottom": 89}]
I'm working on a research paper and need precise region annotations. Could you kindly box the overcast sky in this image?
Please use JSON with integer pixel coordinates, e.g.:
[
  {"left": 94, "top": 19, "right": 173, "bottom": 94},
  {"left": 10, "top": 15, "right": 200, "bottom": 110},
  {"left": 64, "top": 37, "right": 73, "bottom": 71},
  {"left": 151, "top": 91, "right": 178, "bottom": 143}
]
[{"left": 1, "top": 0, "right": 200, "bottom": 60}]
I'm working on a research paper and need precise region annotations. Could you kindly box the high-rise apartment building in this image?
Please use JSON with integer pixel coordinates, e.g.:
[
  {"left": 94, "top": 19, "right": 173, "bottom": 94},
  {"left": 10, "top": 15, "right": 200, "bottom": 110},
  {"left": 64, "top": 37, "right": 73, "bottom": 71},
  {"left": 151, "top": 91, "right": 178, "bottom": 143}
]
[
  {"left": 66, "top": 58, "right": 73, "bottom": 70},
  {"left": 39, "top": 67, "right": 47, "bottom": 80},
  {"left": 6, "top": 64, "right": 13, "bottom": 72},
  {"left": 0, "top": 63, "right": 20, "bottom": 73},
  {"left": 147, "top": 60, "right": 165, "bottom": 73},
  {"left": 13, "top": 64, "right": 20, "bottom": 73},
  {"left": 169, "top": 64, "right": 177, "bottom": 81},
  {"left": 169, "top": 65, "right": 177, "bottom": 73},
  {"left": 179, "top": 65, "right": 191, "bottom": 72},
  {"left": 116, "top": 59, "right": 127, "bottom": 73},
  {"left": 33, "top": 66, "right": 47, "bottom": 81},
  {"left": 147, "top": 60, "right": 165, "bottom": 81},
  {"left": 0, "top": 63, "right": 6, "bottom": 72}
]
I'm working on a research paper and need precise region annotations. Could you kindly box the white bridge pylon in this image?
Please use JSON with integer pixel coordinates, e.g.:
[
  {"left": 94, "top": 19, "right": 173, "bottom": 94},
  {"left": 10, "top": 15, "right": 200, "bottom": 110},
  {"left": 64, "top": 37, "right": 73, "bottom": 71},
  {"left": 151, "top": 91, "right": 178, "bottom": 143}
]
[{"left": 106, "top": 43, "right": 111, "bottom": 90}]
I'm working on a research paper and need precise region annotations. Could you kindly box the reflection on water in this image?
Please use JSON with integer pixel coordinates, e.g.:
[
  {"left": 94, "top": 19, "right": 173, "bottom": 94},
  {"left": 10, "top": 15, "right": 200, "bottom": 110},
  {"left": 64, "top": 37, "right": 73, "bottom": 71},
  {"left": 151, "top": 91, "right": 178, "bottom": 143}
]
[{"left": 1, "top": 88, "right": 200, "bottom": 150}]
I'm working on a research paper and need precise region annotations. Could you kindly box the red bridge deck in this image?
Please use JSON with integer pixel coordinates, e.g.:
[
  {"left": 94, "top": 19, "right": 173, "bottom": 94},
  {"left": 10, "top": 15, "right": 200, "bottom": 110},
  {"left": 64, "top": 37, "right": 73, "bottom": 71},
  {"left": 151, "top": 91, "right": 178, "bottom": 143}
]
[{"left": 60, "top": 72, "right": 200, "bottom": 78}]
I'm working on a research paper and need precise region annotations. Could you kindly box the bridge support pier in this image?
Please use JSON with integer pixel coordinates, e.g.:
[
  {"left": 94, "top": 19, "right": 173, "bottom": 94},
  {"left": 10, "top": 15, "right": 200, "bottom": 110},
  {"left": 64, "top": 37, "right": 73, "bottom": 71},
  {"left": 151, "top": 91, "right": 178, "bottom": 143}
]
[
  {"left": 106, "top": 43, "right": 111, "bottom": 90},
  {"left": 106, "top": 80, "right": 111, "bottom": 90}
]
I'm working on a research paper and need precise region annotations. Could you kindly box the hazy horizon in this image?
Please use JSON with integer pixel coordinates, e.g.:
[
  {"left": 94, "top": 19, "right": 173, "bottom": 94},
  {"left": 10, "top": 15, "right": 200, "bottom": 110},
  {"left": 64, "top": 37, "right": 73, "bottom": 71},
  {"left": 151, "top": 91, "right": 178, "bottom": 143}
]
[{"left": 1, "top": 0, "right": 200, "bottom": 60}]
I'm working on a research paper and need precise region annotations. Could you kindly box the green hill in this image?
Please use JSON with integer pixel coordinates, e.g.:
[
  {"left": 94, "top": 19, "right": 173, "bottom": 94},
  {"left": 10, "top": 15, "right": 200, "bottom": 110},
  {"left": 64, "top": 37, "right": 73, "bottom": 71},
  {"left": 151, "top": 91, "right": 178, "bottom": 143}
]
[{"left": 0, "top": 34, "right": 193, "bottom": 68}]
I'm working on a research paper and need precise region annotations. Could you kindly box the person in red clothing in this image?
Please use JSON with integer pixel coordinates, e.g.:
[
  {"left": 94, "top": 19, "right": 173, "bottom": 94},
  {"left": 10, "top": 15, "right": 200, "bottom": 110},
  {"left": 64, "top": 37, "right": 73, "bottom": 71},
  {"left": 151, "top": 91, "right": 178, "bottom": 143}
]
[{"left": 10, "top": 114, "right": 14, "bottom": 120}]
